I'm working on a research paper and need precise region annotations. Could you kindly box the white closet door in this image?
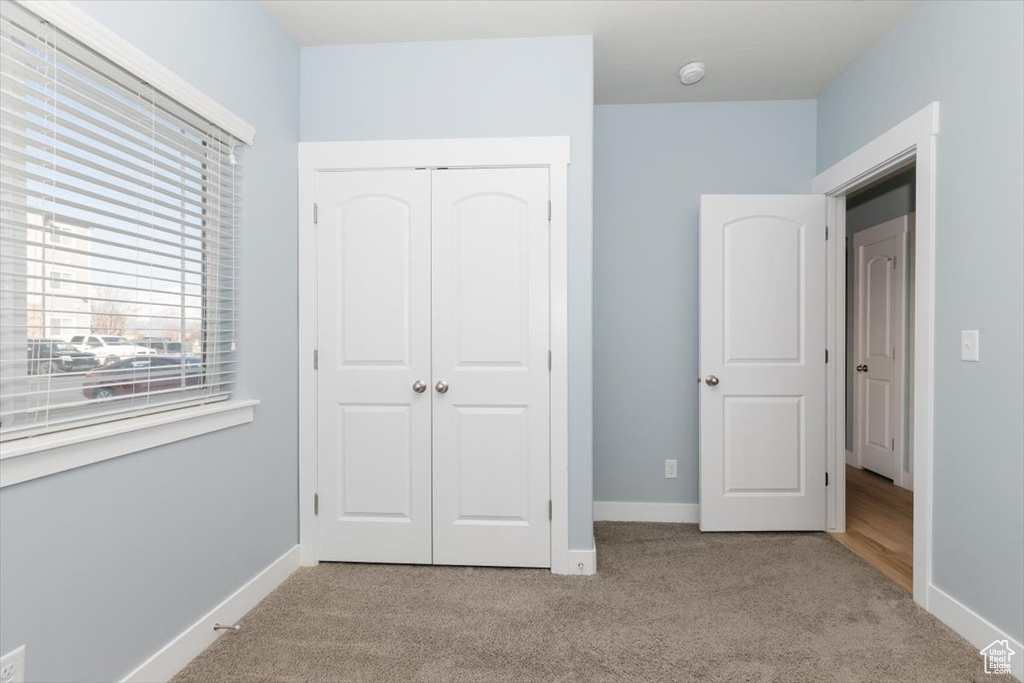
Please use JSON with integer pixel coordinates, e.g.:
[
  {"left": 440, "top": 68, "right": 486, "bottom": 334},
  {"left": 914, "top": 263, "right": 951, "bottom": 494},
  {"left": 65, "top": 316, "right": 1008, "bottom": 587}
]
[
  {"left": 430, "top": 168, "right": 551, "bottom": 567},
  {"left": 316, "top": 170, "right": 433, "bottom": 564}
]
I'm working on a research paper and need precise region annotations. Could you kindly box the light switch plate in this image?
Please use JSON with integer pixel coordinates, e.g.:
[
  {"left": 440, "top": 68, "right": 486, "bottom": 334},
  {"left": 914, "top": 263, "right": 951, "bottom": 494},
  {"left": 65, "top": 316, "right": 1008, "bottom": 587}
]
[
  {"left": 0, "top": 645, "right": 26, "bottom": 683},
  {"left": 961, "top": 330, "right": 980, "bottom": 362}
]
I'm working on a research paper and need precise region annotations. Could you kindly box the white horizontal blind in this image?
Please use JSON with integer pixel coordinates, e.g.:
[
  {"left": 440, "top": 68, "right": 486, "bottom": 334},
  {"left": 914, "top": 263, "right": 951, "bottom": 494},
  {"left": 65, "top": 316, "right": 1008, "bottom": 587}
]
[{"left": 0, "top": 1, "right": 243, "bottom": 440}]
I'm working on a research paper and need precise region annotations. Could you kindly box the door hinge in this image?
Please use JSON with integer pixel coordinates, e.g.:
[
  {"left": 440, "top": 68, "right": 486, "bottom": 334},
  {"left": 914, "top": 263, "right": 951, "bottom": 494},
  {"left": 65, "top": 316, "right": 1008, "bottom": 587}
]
[
  {"left": 825, "top": 225, "right": 829, "bottom": 240},
  {"left": 548, "top": 350, "right": 552, "bottom": 371},
  {"left": 825, "top": 349, "right": 829, "bottom": 364},
  {"left": 313, "top": 349, "right": 319, "bottom": 370},
  {"left": 548, "top": 500, "right": 552, "bottom": 520},
  {"left": 313, "top": 203, "right": 318, "bottom": 225},
  {"left": 892, "top": 438, "right": 895, "bottom": 451},
  {"left": 547, "top": 200, "right": 552, "bottom": 222},
  {"left": 314, "top": 493, "right": 319, "bottom": 515},
  {"left": 825, "top": 472, "right": 829, "bottom": 486}
]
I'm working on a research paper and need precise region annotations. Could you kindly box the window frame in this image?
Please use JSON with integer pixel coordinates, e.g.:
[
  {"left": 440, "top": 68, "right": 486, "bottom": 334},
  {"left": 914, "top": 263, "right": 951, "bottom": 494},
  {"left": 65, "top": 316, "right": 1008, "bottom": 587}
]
[{"left": 0, "top": 0, "right": 257, "bottom": 487}]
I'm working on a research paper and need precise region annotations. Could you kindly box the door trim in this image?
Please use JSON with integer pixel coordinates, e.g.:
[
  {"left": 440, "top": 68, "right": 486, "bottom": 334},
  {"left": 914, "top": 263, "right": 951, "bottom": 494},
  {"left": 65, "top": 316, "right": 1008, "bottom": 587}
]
[
  {"left": 813, "top": 102, "right": 939, "bottom": 607},
  {"left": 297, "top": 137, "right": 573, "bottom": 574}
]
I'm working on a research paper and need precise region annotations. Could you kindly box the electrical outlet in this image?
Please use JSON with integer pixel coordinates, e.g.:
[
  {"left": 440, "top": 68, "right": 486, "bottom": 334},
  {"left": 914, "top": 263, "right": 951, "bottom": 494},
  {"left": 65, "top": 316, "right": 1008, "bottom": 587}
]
[
  {"left": 665, "top": 459, "right": 678, "bottom": 479},
  {"left": 0, "top": 646, "right": 25, "bottom": 683}
]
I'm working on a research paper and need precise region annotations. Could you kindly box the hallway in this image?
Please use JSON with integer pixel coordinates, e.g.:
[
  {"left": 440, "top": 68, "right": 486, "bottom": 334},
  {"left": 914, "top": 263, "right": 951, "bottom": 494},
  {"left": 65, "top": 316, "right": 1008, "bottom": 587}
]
[{"left": 832, "top": 465, "right": 914, "bottom": 591}]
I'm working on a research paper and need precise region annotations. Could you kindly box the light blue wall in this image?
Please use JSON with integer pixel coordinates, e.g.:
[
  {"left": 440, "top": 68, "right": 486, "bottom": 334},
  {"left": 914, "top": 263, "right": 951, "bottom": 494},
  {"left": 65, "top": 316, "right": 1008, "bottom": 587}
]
[
  {"left": 0, "top": 2, "right": 300, "bottom": 681},
  {"left": 593, "top": 101, "right": 817, "bottom": 505},
  {"left": 818, "top": 0, "right": 1024, "bottom": 642},
  {"left": 300, "top": 37, "right": 595, "bottom": 549}
]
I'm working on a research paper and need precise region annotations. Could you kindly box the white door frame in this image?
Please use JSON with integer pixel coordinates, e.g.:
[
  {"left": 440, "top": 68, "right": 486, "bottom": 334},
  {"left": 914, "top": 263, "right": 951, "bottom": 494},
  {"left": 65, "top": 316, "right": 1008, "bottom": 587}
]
[
  {"left": 813, "top": 102, "right": 939, "bottom": 606},
  {"left": 851, "top": 216, "right": 912, "bottom": 489},
  {"left": 297, "top": 137, "right": 573, "bottom": 574}
]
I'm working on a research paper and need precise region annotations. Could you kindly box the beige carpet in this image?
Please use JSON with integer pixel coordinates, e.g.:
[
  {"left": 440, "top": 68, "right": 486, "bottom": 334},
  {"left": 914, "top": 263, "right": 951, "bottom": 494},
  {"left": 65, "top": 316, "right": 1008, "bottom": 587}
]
[{"left": 174, "top": 523, "right": 1002, "bottom": 682}]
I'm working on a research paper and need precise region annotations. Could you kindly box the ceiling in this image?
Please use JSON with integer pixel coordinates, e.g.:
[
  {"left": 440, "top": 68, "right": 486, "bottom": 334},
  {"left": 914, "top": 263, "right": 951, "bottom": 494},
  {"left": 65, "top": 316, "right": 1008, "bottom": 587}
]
[{"left": 262, "top": 0, "right": 916, "bottom": 104}]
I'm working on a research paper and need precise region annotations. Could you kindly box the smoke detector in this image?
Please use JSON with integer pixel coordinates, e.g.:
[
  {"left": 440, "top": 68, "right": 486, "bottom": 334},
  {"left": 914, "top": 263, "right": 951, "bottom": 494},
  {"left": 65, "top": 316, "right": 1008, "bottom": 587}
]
[{"left": 678, "top": 61, "right": 706, "bottom": 86}]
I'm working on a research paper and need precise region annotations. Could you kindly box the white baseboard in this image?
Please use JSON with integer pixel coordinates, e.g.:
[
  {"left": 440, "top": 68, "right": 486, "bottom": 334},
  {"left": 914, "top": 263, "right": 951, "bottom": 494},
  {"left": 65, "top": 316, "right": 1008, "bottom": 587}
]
[
  {"left": 594, "top": 501, "right": 699, "bottom": 524},
  {"left": 565, "top": 545, "right": 597, "bottom": 575},
  {"left": 121, "top": 545, "right": 301, "bottom": 683},
  {"left": 927, "top": 583, "right": 1023, "bottom": 681},
  {"left": 845, "top": 449, "right": 858, "bottom": 467}
]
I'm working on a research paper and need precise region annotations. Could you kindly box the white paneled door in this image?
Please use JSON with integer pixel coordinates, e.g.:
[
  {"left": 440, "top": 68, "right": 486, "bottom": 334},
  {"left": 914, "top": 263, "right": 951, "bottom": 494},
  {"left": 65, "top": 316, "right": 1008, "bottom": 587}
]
[
  {"left": 853, "top": 217, "right": 908, "bottom": 482},
  {"left": 316, "top": 167, "right": 550, "bottom": 568},
  {"left": 316, "top": 170, "right": 433, "bottom": 563},
  {"left": 699, "top": 195, "right": 827, "bottom": 531},
  {"left": 431, "top": 168, "right": 551, "bottom": 567}
]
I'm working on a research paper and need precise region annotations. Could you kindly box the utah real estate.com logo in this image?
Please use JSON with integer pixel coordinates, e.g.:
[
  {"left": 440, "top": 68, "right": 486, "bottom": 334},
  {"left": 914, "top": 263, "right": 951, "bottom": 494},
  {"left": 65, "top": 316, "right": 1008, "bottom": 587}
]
[{"left": 980, "top": 639, "right": 1015, "bottom": 676}]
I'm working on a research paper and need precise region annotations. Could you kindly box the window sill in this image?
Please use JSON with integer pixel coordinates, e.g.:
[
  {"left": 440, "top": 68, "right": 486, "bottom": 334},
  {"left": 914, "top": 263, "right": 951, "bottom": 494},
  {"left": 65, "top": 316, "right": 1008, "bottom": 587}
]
[{"left": 0, "top": 399, "right": 259, "bottom": 488}]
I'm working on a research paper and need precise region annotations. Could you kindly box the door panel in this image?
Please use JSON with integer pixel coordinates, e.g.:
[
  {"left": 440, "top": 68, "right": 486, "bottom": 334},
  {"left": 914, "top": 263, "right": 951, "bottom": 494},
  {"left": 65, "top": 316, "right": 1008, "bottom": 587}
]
[
  {"left": 337, "top": 404, "right": 412, "bottom": 516},
  {"left": 854, "top": 221, "right": 906, "bottom": 481},
  {"left": 454, "top": 194, "right": 530, "bottom": 366},
  {"left": 723, "top": 396, "right": 803, "bottom": 493},
  {"left": 431, "top": 168, "right": 550, "bottom": 567},
  {"left": 700, "top": 195, "right": 827, "bottom": 531},
  {"left": 724, "top": 218, "right": 803, "bottom": 363},
  {"left": 454, "top": 406, "right": 529, "bottom": 520},
  {"left": 316, "top": 170, "right": 432, "bottom": 564},
  {"left": 336, "top": 196, "right": 414, "bottom": 365}
]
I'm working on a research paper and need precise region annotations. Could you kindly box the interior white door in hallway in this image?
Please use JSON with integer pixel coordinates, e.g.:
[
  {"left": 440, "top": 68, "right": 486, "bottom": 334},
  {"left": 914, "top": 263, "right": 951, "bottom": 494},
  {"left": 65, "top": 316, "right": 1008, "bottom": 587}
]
[
  {"left": 699, "top": 195, "right": 828, "bottom": 531},
  {"left": 853, "top": 217, "right": 909, "bottom": 482},
  {"left": 431, "top": 168, "right": 551, "bottom": 567},
  {"left": 316, "top": 167, "right": 551, "bottom": 568}
]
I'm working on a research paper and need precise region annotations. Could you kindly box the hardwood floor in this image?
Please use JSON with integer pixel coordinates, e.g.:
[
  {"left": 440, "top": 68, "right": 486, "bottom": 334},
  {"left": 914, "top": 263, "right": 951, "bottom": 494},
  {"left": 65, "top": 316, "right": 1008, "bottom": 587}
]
[{"left": 831, "top": 464, "right": 913, "bottom": 591}]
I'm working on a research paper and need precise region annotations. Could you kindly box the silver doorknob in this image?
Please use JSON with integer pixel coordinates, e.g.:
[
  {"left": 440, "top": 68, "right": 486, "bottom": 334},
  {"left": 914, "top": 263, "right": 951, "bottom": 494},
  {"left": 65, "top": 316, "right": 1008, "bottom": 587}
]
[
  {"left": 412, "top": 380, "right": 427, "bottom": 393},
  {"left": 704, "top": 375, "right": 720, "bottom": 387},
  {"left": 435, "top": 380, "right": 449, "bottom": 394}
]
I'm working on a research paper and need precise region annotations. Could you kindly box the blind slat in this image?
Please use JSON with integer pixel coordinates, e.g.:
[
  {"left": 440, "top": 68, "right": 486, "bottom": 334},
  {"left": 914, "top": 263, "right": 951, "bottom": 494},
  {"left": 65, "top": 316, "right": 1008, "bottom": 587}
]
[
  {"left": 0, "top": 90, "right": 213, "bottom": 181},
  {"left": 0, "top": 225, "right": 239, "bottom": 282},
  {"left": 0, "top": 65, "right": 225, "bottom": 167},
  {"left": 1, "top": 136, "right": 233, "bottom": 207},
  {"left": 8, "top": 162, "right": 213, "bottom": 225},
  {"left": 0, "top": 201, "right": 210, "bottom": 266},
  {"left": 0, "top": 10, "right": 235, "bottom": 152}
]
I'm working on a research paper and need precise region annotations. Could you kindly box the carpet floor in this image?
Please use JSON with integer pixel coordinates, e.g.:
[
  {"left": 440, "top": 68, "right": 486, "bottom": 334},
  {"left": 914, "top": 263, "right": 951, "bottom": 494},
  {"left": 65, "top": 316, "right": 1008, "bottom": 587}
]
[{"left": 174, "top": 522, "right": 1001, "bottom": 682}]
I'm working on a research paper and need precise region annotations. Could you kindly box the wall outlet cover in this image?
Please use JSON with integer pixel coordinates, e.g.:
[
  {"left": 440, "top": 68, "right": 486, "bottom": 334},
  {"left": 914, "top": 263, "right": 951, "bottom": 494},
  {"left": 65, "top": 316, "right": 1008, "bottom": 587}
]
[
  {"left": 960, "top": 329, "right": 980, "bottom": 362},
  {"left": 665, "top": 459, "right": 678, "bottom": 479},
  {"left": 0, "top": 646, "right": 25, "bottom": 683}
]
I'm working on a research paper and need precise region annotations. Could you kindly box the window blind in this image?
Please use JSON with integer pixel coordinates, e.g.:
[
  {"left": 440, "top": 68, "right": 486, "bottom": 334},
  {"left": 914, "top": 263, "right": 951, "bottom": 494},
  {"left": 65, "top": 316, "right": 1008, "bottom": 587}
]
[{"left": 0, "top": 1, "right": 243, "bottom": 440}]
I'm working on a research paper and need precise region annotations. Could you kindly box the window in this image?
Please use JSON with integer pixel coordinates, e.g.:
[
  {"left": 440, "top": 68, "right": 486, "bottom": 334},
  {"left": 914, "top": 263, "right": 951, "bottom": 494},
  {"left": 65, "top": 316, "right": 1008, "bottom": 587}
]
[
  {"left": 45, "top": 224, "right": 73, "bottom": 245},
  {"left": 48, "top": 269, "right": 75, "bottom": 291},
  {"left": 0, "top": 1, "right": 244, "bottom": 441},
  {"left": 47, "top": 317, "right": 74, "bottom": 338},
  {"left": 46, "top": 231, "right": 70, "bottom": 245}
]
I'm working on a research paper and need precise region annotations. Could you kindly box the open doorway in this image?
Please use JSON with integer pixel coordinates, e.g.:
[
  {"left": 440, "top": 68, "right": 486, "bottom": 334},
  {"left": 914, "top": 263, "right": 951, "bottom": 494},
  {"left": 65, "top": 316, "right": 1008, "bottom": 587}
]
[
  {"left": 815, "top": 101, "right": 937, "bottom": 606},
  {"left": 832, "top": 166, "right": 916, "bottom": 591}
]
